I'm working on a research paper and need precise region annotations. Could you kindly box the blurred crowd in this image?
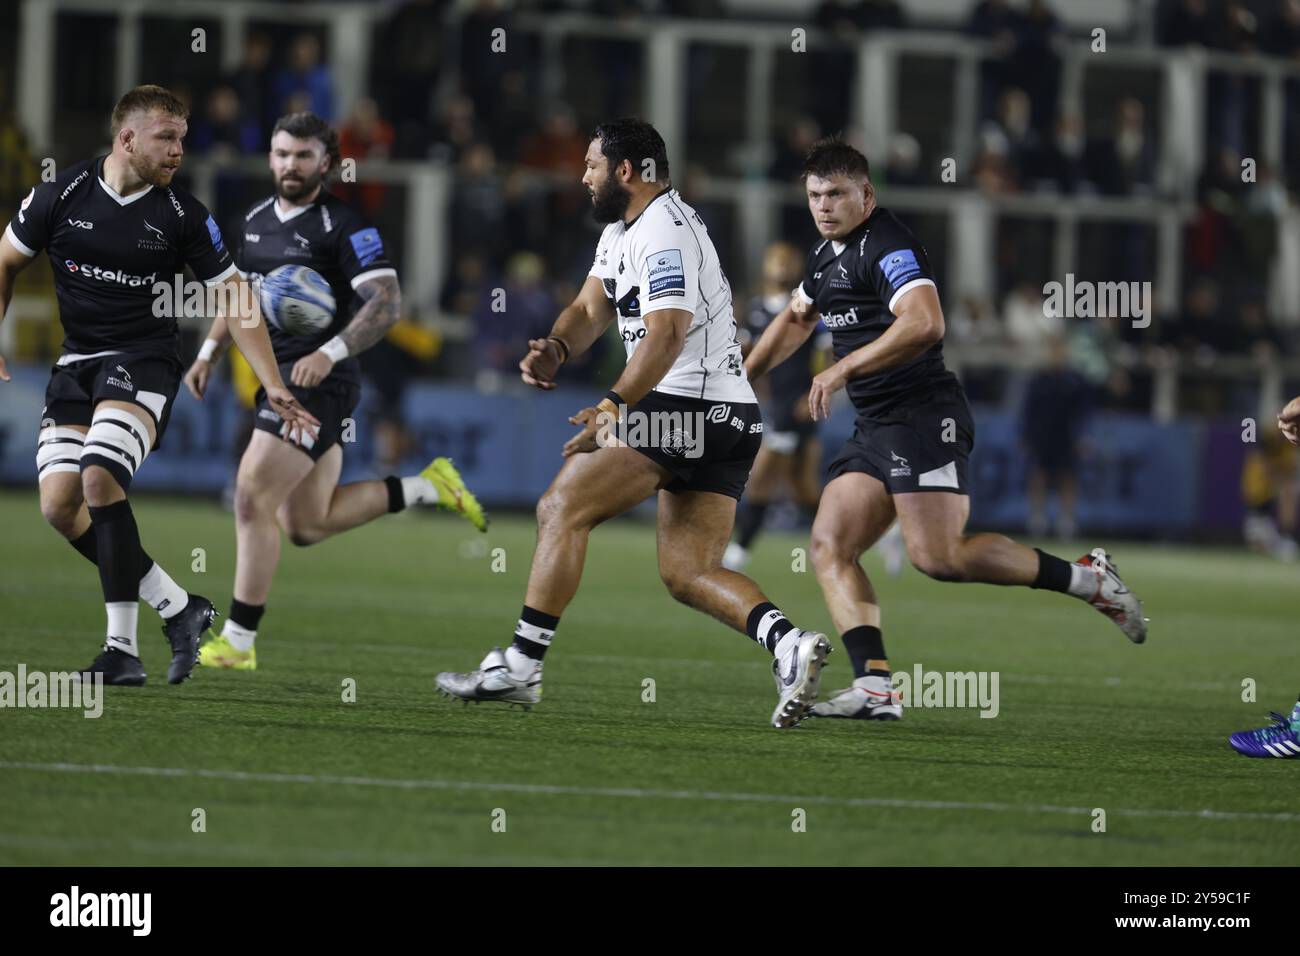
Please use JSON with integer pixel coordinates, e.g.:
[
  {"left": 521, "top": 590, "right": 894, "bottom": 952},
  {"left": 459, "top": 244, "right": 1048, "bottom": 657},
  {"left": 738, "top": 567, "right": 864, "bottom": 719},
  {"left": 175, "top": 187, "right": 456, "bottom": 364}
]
[{"left": 3, "top": 0, "right": 1300, "bottom": 404}]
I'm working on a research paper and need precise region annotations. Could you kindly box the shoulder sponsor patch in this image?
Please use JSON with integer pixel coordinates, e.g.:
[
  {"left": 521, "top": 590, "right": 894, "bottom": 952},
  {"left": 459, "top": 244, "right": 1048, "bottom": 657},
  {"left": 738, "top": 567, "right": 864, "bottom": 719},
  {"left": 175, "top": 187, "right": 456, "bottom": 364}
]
[
  {"left": 205, "top": 215, "right": 226, "bottom": 254},
  {"left": 646, "top": 248, "right": 685, "bottom": 299},
  {"left": 878, "top": 248, "right": 923, "bottom": 288},
  {"left": 349, "top": 227, "right": 385, "bottom": 267}
]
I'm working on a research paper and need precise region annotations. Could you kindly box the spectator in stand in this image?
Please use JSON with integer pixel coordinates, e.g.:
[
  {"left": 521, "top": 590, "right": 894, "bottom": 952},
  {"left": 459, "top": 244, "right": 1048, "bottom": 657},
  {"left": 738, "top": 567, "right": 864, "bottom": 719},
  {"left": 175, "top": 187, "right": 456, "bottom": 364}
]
[
  {"left": 473, "top": 252, "right": 556, "bottom": 390},
  {"left": 374, "top": 0, "right": 448, "bottom": 159},
  {"left": 1263, "top": 0, "right": 1300, "bottom": 57},
  {"left": 884, "top": 132, "right": 924, "bottom": 186},
  {"left": 1087, "top": 96, "right": 1155, "bottom": 197},
  {"left": 338, "top": 97, "right": 396, "bottom": 220},
  {"left": 980, "top": 86, "right": 1039, "bottom": 186},
  {"left": 1023, "top": 111, "right": 1087, "bottom": 194},
  {"left": 484, "top": 70, "right": 537, "bottom": 164},
  {"left": 225, "top": 30, "right": 275, "bottom": 146},
  {"left": 967, "top": 0, "right": 1023, "bottom": 122},
  {"left": 769, "top": 116, "right": 822, "bottom": 182},
  {"left": 1005, "top": 280, "right": 1064, "bottom": 363},
  {"left": 1010, "top": 0, "right": 1064, "bottom": 136},
  {"left": 451, "top": 141, "right": 508, "bottom": 258},
  {"left": 460, "top": 0, "right": 510, "bottom": 117},
  {"left": 518, "top": 106, "right": 588, "bottom": 173},
  {"left": 816, "top": 0, "right": 905, "bottom": 33},
  {"left": 274, "top": 33, "right": 335, "bottom": 121},
  {"left": 189, "top": 85, "right": 261, "bottom": 157},
  {"left": 1021, "top": 335, "right": 1090, "bottom": 540},
  {"left": 1157, "top": 0, "right": 1216, "bottom": 46},
  {"left": 1180, "top": 276, "right": 1232, "bottom": 357},
  {"left": 429, "top": 93, "right": 482, "bottom": 166}
]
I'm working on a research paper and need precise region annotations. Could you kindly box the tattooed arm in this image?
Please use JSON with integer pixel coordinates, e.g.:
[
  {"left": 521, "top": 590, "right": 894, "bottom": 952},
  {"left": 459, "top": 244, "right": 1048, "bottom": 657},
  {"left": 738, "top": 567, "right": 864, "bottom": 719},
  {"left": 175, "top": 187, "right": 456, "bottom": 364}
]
[{"left": 290, "top": 275, "right": 402, "bottom": 387}]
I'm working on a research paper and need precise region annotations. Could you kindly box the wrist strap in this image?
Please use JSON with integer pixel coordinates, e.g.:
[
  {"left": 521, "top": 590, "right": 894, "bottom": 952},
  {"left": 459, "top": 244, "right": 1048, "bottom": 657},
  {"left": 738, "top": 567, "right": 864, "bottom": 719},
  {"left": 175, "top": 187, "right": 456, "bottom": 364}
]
[
  {"left": 319, "top": 336, "right": 349, "bottom": 363},
  {"left": 604, "top": 389, "right": 625, "bottom": 408},
  {"left": 197, "top": 339, "right": 219, "bottom": 362},
  {"left": 548, "top": 335, "right": 571, "bottom": 363}
]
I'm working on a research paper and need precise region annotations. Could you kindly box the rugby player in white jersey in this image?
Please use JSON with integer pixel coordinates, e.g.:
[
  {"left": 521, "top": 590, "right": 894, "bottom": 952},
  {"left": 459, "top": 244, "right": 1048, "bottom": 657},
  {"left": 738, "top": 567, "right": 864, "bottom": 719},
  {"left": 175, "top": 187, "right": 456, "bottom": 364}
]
[{"left": 436, "top": 119, "right": 828, "bottom": 728}]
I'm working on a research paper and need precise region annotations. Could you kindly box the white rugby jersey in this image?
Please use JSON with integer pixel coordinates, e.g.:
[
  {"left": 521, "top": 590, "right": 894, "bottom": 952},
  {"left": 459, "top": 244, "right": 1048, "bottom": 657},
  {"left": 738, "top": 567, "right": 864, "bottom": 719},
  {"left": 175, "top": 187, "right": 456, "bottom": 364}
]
[{"left": 588, "top": 188, "right": 755, "bottom": 403}]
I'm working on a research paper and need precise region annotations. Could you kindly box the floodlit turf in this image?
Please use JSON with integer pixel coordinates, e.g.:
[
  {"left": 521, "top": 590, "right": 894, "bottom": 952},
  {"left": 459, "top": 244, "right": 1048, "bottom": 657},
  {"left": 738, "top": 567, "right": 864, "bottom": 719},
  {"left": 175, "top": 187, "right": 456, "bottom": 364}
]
[{"left": 1, "top": 488, "right": 1297, "bottom": 866}]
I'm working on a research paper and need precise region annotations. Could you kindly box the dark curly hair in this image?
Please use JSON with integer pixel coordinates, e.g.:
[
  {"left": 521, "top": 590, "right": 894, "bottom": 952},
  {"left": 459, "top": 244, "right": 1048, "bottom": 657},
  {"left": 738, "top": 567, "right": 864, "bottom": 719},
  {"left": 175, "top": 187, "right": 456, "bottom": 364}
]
[
  {"left": 591, "top": 117, "right": 671, "bottom": 183},
  {"left": 801, "top": 136, "right": 871, "bottom": 183}
]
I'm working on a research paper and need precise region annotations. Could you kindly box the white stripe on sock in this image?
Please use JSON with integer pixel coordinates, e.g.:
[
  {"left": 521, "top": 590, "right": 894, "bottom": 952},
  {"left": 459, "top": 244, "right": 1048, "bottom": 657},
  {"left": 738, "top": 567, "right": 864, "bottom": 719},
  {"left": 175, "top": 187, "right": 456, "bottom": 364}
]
[
  {"left": 755, "top": 609, "right": 787, "bottom": 646},
  {"left": 105, "top": 602, "right": 139, "bottom": 656},
  {"left": 1066, "top": 563, "right": 1097, "bottom": 600},
  {"left": 221, "top": 620, "right": 256, "bottom": 651},
  {"left": 139, "top": 561, "right": 187, "bottom": 619},
  {"left": 514, "top": 620, "right": 553, "bottom": 646},
  {"left": 400, "top": 475, "right": 439, "bottom": 507}
]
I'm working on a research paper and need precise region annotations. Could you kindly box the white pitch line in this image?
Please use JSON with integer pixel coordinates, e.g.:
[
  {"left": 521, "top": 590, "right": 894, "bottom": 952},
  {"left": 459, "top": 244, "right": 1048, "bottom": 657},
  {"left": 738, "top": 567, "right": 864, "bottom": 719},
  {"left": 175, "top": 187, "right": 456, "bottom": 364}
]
[{"left": 2, "top": 761, "right": 1296, "bottom": 823}]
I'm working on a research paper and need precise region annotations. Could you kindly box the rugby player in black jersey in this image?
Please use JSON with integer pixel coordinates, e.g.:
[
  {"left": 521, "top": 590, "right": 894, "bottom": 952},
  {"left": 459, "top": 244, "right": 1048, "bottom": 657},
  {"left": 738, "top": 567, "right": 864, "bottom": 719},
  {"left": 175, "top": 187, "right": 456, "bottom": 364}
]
[
  {"left": 746, "top": 139, "right": 1147, "bottom": 721},
  {"left": 184, "top": 112, "right": 486, "bottom": 671},
  {"left": 0, "top": 86, "right": 317, "bottom": 686}
]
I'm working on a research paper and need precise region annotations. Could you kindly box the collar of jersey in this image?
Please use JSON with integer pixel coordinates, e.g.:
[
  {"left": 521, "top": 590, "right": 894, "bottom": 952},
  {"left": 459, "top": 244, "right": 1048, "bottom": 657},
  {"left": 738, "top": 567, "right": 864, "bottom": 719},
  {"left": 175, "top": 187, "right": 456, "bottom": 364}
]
[
  {"left": 621, "top": 186, "right": 674, "bottom": 229},
  {"left": 95, "top": 157, "right": 153, "bottom": 206},
  {"left": 273, "top": 200, "right": 314, "bottom": 223},
  {"left": 830, "top": 209, "right": 880, "bottom": 256}
]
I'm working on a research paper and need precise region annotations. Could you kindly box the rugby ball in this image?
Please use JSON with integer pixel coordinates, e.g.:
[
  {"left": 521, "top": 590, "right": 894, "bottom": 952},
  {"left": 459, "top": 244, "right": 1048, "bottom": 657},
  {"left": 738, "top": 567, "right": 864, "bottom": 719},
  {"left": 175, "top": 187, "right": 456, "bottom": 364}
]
[{"left": 259, "top": 265, "right": 335, "bottom": 337}]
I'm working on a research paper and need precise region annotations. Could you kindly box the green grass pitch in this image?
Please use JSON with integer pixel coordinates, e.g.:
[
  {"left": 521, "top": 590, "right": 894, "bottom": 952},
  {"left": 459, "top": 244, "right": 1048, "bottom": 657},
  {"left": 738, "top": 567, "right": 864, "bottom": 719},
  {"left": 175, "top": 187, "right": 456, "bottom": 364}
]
[{"left": 0, "top": 488, "right": 1296, "bottom": 865}]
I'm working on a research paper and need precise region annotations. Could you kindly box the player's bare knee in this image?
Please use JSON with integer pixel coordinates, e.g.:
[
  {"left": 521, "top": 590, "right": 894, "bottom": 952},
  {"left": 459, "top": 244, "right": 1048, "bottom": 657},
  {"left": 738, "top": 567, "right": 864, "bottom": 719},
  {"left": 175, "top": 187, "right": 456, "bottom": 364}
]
[
  {"left": 659, "top": 566, "right": 698, "bottom": 606},
  {"left": 280, "top": 511, "right": 325, "bottom": 547},
  {"left": 536, "top": 487, "right": 583, "bottom": 535},
  {"left": 39, "top": 493, "right": 81, "bottom": 537},
  {"left": 910, "top": 547, "right": 965, "bottom": 582},
  {"left": 80, "top": 465, "right": 124, "bottom": 508},
  {"left": 810, "top": 528, "right": 854, "bottom": 574},
  {"left": 287, "top": 527, "right": 322, "bottom": 547},
  {"left": 232, "top": 483, "right": 273, "bottom": 528}
]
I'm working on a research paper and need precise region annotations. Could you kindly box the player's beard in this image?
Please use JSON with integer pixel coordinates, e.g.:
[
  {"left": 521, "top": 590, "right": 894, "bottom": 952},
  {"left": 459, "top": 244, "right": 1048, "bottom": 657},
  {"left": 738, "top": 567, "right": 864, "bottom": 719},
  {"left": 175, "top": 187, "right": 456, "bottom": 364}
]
[
  {"left": 130, "top": 152, "right": 175, "bottom": 188},
  {"left": 590, "top": 177, "right": 632, "bottom": 224},
  {"left": 277, "top": 169, "right": 322, "bottom": 201}
]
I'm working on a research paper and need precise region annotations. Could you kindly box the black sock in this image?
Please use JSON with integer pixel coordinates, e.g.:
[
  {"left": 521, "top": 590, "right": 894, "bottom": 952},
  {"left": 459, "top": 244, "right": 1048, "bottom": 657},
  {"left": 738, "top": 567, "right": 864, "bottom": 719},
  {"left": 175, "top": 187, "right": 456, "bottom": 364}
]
[
  {"left": 734, "top": 502, "right": 769, "bottom": 550},
  {"left": 384, "top": 475, "right": 405, "bottom": 513},
  {"left": 746, "top": 602, "right": 795, "bottom": 653},
  {"left": 87, "top": 500, "right": 143, "bottom": 606},
  {"left": 229, "top": 598, "right": 266, "bottom": 632},
  {"left": 69, "top": 525, "right": 156, "bottom": 576},
  {"left": 841, "top": 625, "right": 886, "bottom": 680},
  {"left": 512, "top": 605, "right": 559, "bottom": 661},
  {"left": 1031, "top": 548, "right": 1074, "bottom": 593}
]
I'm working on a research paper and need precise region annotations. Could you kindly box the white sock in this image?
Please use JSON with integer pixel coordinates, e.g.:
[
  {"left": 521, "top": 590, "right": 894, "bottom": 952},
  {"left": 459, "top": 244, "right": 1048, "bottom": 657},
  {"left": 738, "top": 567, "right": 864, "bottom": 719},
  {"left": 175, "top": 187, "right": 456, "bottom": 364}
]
[
  {"left": 504, "top": 645, "right": 540, "bottom": 678},
  {"left": 139, "top": 561, "right": 187, "bottom": 620},
  {"left": 221, "top": 619, "right": 257, "bottom": 652},
  {"left": 1067, "top": 561, "right": 1098, "bottom": 600},
  {"left": 400, "top": 474, "right": 439, "bottom": 507},
  {"left": 105, "top": 602, "right": 140, "bottom": 657}
]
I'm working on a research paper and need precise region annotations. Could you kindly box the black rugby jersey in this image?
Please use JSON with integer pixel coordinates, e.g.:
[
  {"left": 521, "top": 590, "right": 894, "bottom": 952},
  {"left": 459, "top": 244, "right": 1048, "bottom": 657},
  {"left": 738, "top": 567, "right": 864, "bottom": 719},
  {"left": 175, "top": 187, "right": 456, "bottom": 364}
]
[
  {"left": 5, "top": 156, "right": 235, "bottom": 365},
  {"left": 235, "top": 190, "right": 396, "bottom": 388},
  {"left": 799, "top": 206, "right": 957, "bottom": 415}
]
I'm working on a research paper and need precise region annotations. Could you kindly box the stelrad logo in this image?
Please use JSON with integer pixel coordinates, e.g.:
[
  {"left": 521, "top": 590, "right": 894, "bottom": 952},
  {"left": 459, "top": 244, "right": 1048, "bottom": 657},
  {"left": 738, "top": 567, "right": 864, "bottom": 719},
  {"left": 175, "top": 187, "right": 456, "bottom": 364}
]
[
  {"left": 49, "top": 885, "right": 151, "bottom": 936},
  {"left": 64, "top": 260, "right": 158, "bottom": 288}
]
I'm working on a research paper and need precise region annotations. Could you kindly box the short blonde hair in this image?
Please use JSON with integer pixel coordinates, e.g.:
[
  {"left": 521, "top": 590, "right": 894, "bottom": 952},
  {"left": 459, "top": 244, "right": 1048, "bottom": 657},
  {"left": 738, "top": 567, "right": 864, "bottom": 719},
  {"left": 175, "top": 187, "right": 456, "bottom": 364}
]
[{"left": 111, "top": 85, "right": 188, "bottom": 138}]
